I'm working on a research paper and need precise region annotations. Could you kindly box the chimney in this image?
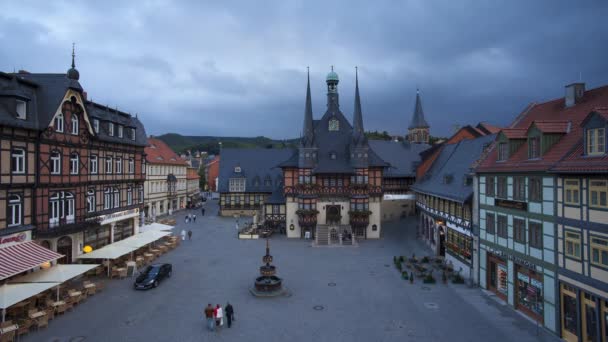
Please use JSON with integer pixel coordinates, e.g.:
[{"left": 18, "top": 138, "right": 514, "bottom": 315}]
[{"left": 565, "top": 83, "right": 585, "bottom": 107}]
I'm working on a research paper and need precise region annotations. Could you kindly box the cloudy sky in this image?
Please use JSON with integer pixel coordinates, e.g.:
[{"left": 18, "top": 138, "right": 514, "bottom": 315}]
[{"left": 1, "top": 1, "right": 607, "bottom": 138}]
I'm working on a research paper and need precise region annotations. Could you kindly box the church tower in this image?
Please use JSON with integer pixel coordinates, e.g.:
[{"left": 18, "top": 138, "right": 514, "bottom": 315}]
[{"left": 408, "top": 89, "right": 430, "bottom": 144}]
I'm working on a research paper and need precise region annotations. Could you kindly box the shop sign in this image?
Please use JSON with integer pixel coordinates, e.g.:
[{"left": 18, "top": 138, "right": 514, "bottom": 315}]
[
  {"left": 485, "top": 246, "right": 537, "bottom": 269},
  {"left": 0, "top": 232, "right": 28, "bottom": 246},
  {"left": 416, "top": 202, "right": 471, "bottom": 228},
  {"left": 495, "top": 199, "right": 527, "bottom": 211},
  {"left": 93, "top": 208, "right": 140, "bottom": 225}
]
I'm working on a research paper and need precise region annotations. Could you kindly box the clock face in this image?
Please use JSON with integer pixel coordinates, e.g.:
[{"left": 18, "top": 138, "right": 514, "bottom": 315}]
[{"left": 328, "top": 119, "right": 339, "bottom": 131}]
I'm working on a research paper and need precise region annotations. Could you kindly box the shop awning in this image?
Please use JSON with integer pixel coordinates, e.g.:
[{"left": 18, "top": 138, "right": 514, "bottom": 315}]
[
  {"left": 139, "top": 223, "right": 174, "bottom": 233},
  {"left": 76, "top": 244, "right": 136, "bottom": 260},
  {"left": 0, "top": 282, "right": 60, "bottom": 309},
  {"left": 0, "top": 241, "right": 64, "bottom": 280},
  {"left": 7, "top": 264, "right": 99, "bottom": 284},
  {"left": 114, "top": 230, "right": 171, "bottom": 249}
]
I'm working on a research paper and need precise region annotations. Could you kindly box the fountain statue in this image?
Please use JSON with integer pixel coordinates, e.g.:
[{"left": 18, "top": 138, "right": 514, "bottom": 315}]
[{"left": 250, "top": 239, "right": 287, "bottom": 297}]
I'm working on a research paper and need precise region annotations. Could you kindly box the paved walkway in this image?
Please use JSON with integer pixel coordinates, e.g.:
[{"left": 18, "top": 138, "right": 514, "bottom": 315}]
[{"left": 29, "top": 201, "right": 559, "bottom": 341}]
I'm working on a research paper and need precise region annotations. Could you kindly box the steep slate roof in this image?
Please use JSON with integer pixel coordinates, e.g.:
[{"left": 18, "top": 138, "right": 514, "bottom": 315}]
[
  {"left": 477, "top": 85, "right": 608, "bottom": 173},
  {"left": 0, "top": 72, "right": 148, "bottom": 147},
  {"left": 218, "top": 148, "right": 294, "bottom": 194},
  {"left": 146, "top": 137, "right": 188, "bottom": 165},
  {"left": 369, "top": 140, "right": 430, "bottom": 177},
  {"left": 86, "top": 101, "right": 148, "bottom": 147},
  {"left": 408, "top": 91, "right": 429, "bottom": 129},
  {"left": 411, "top": 134, "right": 495, "bottom": 203},
  {"left": 476, "top": 122, "right": 501, "bottom": 134}
]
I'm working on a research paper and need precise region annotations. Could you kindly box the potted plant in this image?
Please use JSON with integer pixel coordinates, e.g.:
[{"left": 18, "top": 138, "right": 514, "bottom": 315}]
[
  {"left": 423, "top": 272, "right": 436, "bottom": 284},
  {"left": 421, "top": 256, "right": 430, "bottom": 263},
  {"left": 401, "top": 271, "right": 409, "bottom": 280}
]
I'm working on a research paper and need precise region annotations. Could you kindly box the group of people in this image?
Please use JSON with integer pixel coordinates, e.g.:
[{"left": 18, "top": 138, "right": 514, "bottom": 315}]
[
  {"left": 185, "top": 213, "right": 197, "bottom": 223},
  {"left": 204, "top": 303, "right": 234, "bottom": 331}
]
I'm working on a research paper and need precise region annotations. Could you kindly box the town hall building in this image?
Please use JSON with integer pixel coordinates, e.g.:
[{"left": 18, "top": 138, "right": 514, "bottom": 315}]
[{"left": 218, "top": 68, "right": 431, "bottom": 244}]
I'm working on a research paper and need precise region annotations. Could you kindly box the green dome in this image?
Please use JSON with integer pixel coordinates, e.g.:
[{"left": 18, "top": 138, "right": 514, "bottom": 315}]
[{"left": 326, "top": 70, "right": 339, "bottom": 82}]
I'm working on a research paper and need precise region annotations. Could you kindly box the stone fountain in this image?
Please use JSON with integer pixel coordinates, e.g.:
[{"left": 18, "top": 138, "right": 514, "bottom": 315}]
[{"left": 250, "top": 239, "right": 287, "bottom": 297}]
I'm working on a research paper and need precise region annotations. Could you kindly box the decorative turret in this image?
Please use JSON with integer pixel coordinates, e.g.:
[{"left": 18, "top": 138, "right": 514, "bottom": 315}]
[
  {"left": 326, "top": 66, "right": 339, "bottom": 109},
  {"left": 407, "top": 89, "right": 430, "bottom": 144},
  {"left": 352, "top": 67, "right": 366, "bottom": 146},
  {"left": 301, "top": 67, "right": 315, "bottom": 148},
  {"left": 67, "top": 43, "right": 80, "bottom": 81}
]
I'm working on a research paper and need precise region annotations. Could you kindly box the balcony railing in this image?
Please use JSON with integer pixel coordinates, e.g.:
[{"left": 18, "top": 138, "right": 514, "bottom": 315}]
[
  {"left": 296, "top": 209, "right": 318, "bottom": 227},
  {"left": 348, "top": 210, "right": 371, "bottom": 227},
  {"left": 284, "top": 185, "right": 382, "bottom": 197},
  {"left": 37, "top": 217, "right": 102, "bottom": 238}
]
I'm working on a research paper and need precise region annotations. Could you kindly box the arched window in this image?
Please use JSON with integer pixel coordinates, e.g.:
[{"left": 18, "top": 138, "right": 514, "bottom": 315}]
[
  {"left": 113, "top": 187, "right": 120, "bottom": 208},
  {"left": 71, "top": 114, "right": 79, "bottom": 135},
  {"left": 7, "top": 194, "right": 22, "bottom": 227},
  {"left": 70, "top": 152, "right": 79, "bottom": 175},
  {"left": 87, "top": 189, "right": 96, "bottom": 213},
  {"left": 127, "top": 186, "right": 133, "bottom": 205},
  {"left": 54, "top": 113, "right": 64, "bottom": 132},
  {"left": 39, "top": 240, "right": 51, "bottom": 249},
  {"left": 104, "top": 187, "right": 111, "bottom": 209},
  {"left": 49, "top": 191, "right": 74, "bottom": 226},
  {"left": 50, "top": 151, "right": 61, "bottom": 174}
]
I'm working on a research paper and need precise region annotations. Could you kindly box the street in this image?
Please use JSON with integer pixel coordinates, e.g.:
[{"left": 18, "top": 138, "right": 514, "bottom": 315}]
[{"left": 29, "top": 201, "right": 559, "bottom": 342}]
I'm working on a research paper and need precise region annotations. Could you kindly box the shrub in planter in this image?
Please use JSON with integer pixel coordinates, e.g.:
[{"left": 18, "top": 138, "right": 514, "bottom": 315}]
[
  {"left": 401, "top": 271, "right": 409, "bottom": 280},
  {"left": 421, "top": 256, "right": 430, "bottom": 263},
  {"left": 452, "top": 274, "right": 465, "bottom": 284},
  {"left": 423, "top": 272, "right": 436, "bottom": 284},
  {"left": 396, "top": 262, "right": 402, "bottom": 271},
  {"left": 399, "top": 256, "right": 405, "bottom": 263}
]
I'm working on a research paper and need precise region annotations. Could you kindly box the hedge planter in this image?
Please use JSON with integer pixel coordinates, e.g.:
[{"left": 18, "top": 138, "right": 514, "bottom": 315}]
[
  {"left": 401, "top": 272, "right": 409, "bottom": 280},
  {"left": 423, "top": 273, "right": 436, "bottom": 284}
]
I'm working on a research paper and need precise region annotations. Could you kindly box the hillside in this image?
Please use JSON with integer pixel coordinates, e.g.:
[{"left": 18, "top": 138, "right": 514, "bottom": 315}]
[{"left": 155, "top": 133, "right": 298, "bottom": 154}]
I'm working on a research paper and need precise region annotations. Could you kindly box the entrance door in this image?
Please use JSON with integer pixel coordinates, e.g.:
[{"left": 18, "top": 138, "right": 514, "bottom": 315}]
[
  {"left": 326, "top": 205, "right": 341, "bottom": 224},
  {"left": 56, "top": 236, "right": 73, "bottom": 264},
  {"left": 583, "top": 293, "right": 598, "bottom": 342},
  {"left": 439, "top": 227, "right": 446, "bottom": 257},
  {"left": 561, "top": 284, "right": 579, "bottom": 342}
]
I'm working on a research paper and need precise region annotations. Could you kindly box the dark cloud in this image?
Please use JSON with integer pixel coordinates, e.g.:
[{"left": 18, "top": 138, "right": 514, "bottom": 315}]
[{"left": 1, "top": 1, "right": 607, "bottom": 138}]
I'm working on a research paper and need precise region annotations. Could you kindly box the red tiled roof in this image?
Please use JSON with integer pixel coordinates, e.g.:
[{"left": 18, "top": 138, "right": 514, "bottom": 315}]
[
  {"left": 531, "top": 120, "right": 571, "bottom": 133},
  {"left": 186, "top": 167, "right": 200, "bottom": 180},
  {"left": 500, "top": 128, "right": 527, "bottom": 139},
  {"left": 477, "top": 122, "right": 501, "bottom": 134},
  {"left": 145, "top": 137, "right": 188, "bottom": 165},
  {"left": 477, "top": 85, "right": 608, "bottom": 173}
]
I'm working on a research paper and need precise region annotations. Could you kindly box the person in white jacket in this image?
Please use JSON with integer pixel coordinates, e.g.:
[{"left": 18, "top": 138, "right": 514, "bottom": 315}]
[
  {"left": 215, "top": 304, "right": 224, "bottom": 328},
  {"left": 181, "top": 229, "right": 186, "bottom": 241}
]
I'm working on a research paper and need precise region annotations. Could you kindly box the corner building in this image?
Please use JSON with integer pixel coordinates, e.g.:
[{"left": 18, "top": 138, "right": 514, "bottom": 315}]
[{"left": 476, "top": 82, "right": 608, "bottom": 335}]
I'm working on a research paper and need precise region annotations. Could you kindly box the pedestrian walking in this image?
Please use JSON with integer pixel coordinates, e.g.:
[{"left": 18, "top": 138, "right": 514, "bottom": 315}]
[
  {"left": 202, "top": 208, "right": 206, "bottom": 216},
  {"left": 193, "top": 214, "right": 197, "bottom": 223},
  {"left": 215, "top": 304, "right": 223, "bottom": 328},
  {"left": 204, "top": 304, "right": 215, "bottom": 331},
  {"left": 225, "top": 302, "right": 234, "bottom": 328},
  {"left": 181, "top": 229, "right": 186, "bottom": 241},
  {"left": 185, "top": 215, "right": 189, "bottom": 224},
  {"left": 188, "top": 230, "right": 192, "bottom": 240}
]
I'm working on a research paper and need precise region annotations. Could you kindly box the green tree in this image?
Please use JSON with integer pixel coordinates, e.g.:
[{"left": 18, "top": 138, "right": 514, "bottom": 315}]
[{"left": 198, "top": 163, "right": 207, "bottom": 190}]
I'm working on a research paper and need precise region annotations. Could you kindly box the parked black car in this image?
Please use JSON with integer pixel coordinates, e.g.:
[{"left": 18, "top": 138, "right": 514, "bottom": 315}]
[{"left": 134, "top": 263, "right": 172, "bottom": 290}]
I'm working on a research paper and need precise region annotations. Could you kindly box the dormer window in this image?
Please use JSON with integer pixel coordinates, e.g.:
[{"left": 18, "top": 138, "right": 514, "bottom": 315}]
[
  {"left": 131, "top": 128, "right": 136, "bottom": 141},
  {"left": 16, "top": 100, "right": 26, "bottom": 119},
  {"left": 497, "top": 142, "right": 508, "bottom": 161},
  {"left": 93, "top": 119, "right": 100, "bottom": 133},
  {"left": 234, "top": 166, "right": 241, "bottom": 173},
  {"left": 587, "top": 128, "right": 605, "bottom": 155},
  {"left": 54, "top": 113, "right": 64, "bottom": 132},
  {"left": 118, "top": 125, "right": 123, "bottom": 138},
  {"left": 109, "top": 122, "right": 114, "bottom": 136},
  {"left": 528, "top": 136, "right": 540, "bottom": 159},
  {"left": 443, "top": 174, "right": 453, "bottom": 184}
]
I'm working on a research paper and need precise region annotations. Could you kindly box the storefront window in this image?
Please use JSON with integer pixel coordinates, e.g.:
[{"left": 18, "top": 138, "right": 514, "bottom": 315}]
[
  {"left": 114, "top": 220, "right": 134, "bottom": 242},
  {"left": 446, "top": 228, "right": 472, "bottom": 261},
  {"left": 497, "top": 264, "right": 508, "bottom": 296},
  {"left": 84, "top": 226, "right": 111, "bottom": 250},
  {"left": 562, "top": 285, "right": 578, "bottom": 336},
  {"left": 516, "top": 268, "right": 544, "bottom": 319}
]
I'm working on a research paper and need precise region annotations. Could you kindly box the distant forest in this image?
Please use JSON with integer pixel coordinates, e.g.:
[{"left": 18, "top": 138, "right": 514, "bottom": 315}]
[{"left": 156, "top": 131, "right": 444, "bottom": 155}]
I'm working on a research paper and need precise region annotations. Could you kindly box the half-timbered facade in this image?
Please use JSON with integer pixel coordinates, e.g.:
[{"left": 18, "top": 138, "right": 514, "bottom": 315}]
[{"left": 0, "top": 56, "right": 148, "bottom": 263}]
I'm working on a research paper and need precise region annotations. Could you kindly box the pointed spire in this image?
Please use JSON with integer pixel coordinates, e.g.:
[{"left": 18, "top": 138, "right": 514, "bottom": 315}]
[
  {"left": 71, "top": 42, "right": 76, "bottom": 68},
  {"left": 352, "top": 66, "right": 365, "bottom": 144},
  {"left": 301, "top": 67, "right": 315, "bottom": 147},
  {"left": 409, "top": 89, "right": 429, "bottom": 129}
]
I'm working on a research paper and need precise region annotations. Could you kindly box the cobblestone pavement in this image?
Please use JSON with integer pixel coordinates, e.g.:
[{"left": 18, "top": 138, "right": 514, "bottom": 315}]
[{"left": 30, "top": 201, "right": 560, "bottom": 342}]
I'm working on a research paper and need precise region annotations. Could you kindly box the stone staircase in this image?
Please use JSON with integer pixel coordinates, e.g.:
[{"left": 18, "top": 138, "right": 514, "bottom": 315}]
[{"left": 314, "top": 225, "right": 357, "bottom": 247}]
